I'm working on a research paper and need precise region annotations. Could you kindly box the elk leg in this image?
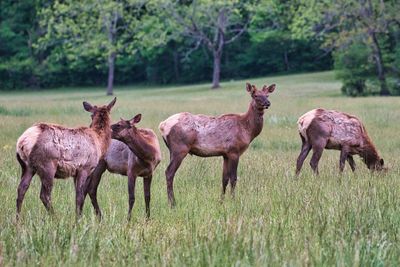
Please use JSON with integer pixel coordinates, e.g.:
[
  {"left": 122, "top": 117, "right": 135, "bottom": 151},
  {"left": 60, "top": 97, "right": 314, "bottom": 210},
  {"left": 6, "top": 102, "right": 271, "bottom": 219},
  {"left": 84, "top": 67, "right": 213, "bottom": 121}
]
[
  {"left": 143, "top": 175, "right": 152, "bottom": 219},
  {"left": 165, "top": 150, "right": 188, "bottom": 207},
  {"left": 222, "top": 157, "right": 230, "bottom": 196},
  {"left": 74, "top": 170, "right": 89, "bottom": 218},
  {"left": 37, "top": 162, "right": 57, "bottom": 214},
  {"left": 16, "top": 165, "right": 35, "bottom": 219},
  {"left": 228, "top": 156, "right": 239, "bottom": 197},
  {"left": 310, "top": 141, "right": 326, "bottom": 175},
  {"left": 39, "top": 177, "right": 55, "bottom": 214},
  {"left": 347, "top": 155, "right": 356, "bottom": 172},
  {"left": 85, "top": 161, "right": 106, "bottom": 219},
  {"left": 339, "top": 148, "right": 349, "bottom": 172},
  {"left": 127, "top": 172, "right": 137, "bottom": 221},
  {"left": 296, "top": 135, "right": 312, "bottom": 175}
]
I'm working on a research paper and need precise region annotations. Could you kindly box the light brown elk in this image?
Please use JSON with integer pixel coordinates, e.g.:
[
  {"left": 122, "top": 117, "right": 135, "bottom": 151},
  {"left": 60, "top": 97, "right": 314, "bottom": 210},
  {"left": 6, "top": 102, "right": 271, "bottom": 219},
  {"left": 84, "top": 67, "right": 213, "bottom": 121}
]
[
  {"left": 16, "top": 98, "right": 116, "bottom": 219},
  {"left": 296, "top": 108, "right": 385, "bottom": 175},
  {"left": 85, "top": 114, "right": 161, "bottom": 220},
  {"left": 159, "top": 83, "right": 276, "bottom": 206}
]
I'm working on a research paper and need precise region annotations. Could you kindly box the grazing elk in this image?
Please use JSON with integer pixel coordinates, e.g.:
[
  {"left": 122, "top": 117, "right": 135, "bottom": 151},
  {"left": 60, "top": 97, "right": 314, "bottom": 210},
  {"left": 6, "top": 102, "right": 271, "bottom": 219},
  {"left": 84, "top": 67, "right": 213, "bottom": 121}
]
[
  {"left": 159, "top": 83, "right": 276, "bottom": 206},
  {"left": 296, "top": 108, "right": 385, "bottom": 175},
  {"left": 85, "top": 114, "right": 161, "bottom": 220},
  {"left": 16, "top": 98, "right": 116, "bottom": 219}
]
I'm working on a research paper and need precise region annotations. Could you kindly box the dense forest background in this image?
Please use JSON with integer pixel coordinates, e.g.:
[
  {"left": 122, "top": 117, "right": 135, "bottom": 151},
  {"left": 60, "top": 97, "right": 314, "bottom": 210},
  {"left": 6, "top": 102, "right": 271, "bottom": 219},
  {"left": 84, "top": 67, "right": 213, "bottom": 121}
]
[{"left": 0, "top": 0, "right": 399, "bottom": 96}]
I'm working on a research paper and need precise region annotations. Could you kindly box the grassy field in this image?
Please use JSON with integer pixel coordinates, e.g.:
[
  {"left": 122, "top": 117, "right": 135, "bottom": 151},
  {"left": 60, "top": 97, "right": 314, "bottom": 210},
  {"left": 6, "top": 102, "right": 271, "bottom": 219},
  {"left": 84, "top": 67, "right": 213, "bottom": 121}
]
[{"left": 0, "top": 71, "right": 400, "bottom": 266}]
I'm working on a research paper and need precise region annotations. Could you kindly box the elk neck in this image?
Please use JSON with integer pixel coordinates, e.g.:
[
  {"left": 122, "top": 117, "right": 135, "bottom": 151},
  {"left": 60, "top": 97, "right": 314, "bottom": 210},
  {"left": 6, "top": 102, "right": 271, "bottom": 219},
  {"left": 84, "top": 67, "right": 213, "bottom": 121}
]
[
  {"left": 91, "top": 111, "right": 112, "bottom": 155},
  {"left": 361, "top": 141, "right": 380, "bottom": 169},
  {"left": 121, "top": 128, "right": 155, "bottom": 162},
  {"left": 243, "top": 99, "right": 265, "bottom": 141}
]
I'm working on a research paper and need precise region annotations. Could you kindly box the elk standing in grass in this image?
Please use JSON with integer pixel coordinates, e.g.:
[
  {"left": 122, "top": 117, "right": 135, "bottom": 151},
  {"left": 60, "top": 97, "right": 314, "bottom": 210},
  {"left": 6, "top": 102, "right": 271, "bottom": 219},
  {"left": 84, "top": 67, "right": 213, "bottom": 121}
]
[
  {"left": 159, "top": 83, "right": 276, "bottom": 206},
  {"left": 16, "top": 98, "right": 116, "bottom": 219},
  {"left": 296, "top": 108, "right": 385, "bottom": 175},
  {"left": 85, "top": 114, "right": 161, "bottom": 220}
]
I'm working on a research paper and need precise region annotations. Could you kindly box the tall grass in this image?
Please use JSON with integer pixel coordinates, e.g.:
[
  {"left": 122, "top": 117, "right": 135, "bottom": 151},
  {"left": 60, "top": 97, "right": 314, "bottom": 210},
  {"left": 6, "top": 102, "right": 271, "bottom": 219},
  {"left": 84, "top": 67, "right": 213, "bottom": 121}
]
[{"left": 0, "top": 71, "right": 399, "bottom": 266}]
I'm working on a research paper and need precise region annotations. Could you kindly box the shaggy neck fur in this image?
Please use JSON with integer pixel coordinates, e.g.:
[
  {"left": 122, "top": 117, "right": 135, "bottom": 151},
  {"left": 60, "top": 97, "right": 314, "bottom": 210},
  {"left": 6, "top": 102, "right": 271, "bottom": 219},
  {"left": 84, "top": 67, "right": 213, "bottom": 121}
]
[{"left": 91, "top": 109, "right": 112, "bottom": 155}]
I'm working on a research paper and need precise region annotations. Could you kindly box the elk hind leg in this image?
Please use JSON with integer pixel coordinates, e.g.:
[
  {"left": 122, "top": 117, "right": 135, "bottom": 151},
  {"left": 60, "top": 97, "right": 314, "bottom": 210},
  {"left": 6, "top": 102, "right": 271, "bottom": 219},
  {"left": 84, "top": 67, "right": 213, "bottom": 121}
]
[
  {"left": 296, "top": 134, "right": 312, "bottom": 175},
  {"left": 16, "top": 154, "right": 36, "bottom": 219},
  {"left": 309, "top": 139, "right": 327, "bottom": 175},
  {"left": 38, "top": 162, "right": 57, "bottom": 214},
  {"left": 165, "top": 149, "right": 188, "bottom": 207}
]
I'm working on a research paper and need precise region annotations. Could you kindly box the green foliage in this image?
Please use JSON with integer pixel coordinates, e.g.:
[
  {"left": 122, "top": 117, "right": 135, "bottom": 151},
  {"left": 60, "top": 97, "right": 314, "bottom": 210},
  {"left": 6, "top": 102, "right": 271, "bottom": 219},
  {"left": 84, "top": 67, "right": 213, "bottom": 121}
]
[
  {"left": 0, "top": 0, "right": 335, "bottom": 90},
  {"left": 334, "top": 43, "right": 373, "bottom": 96},
  {"left": 290, "top": 0, "right": 400, "bottom": 96}
]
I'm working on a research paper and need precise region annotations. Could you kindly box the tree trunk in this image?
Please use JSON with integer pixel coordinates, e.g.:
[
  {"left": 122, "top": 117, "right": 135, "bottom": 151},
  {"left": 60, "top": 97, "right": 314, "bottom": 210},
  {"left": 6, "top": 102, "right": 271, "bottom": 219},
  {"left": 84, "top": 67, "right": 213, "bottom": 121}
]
[
  {"left": 212, "top": 51, "right": 221, "bottom": 89},
  {"left": 370, "top": 32, "right": 389, "bottom": 95},
  {"left": 283, "top": 50, "right": 289, "bottom": 71},
  {"left": 173, "top": 50, "right": 180, "bottom": 82},
  {"left": 107, "top": 52, "right": 116, "bottom": 96}
]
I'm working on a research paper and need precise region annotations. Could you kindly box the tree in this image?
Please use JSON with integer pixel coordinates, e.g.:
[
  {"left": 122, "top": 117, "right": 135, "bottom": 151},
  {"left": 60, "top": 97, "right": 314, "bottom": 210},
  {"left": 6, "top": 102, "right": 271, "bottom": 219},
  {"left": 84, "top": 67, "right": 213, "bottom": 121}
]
[
  {"left": 160, "top": 0, "right": 253, "bottom": 89},
  {"left": 292, "top": 0, "right": 400, "bottom": 96},
  {"left": 37, "top": 0, "right": 166, "bottom": 95}
]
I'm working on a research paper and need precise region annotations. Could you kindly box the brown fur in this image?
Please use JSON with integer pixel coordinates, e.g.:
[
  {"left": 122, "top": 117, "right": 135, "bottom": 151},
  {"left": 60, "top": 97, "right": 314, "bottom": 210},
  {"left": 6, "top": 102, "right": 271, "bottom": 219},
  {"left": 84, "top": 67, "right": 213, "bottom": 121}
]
[
  {"left": 15, "top": 98, "right": 116, "bottom": 219},
  {"left": 296, "top": 108, "right": 384, "bottom": 175},
  {"left": 85, "top": 114, "right": 161, "bottom": 220},
  {"left": 159, "top": 83, "right": 276, "bottom": 206}
]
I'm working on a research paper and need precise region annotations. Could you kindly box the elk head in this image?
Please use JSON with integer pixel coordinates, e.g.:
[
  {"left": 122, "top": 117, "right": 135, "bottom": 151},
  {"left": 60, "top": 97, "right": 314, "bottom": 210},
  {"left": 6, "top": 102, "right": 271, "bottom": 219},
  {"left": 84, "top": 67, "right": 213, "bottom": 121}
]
[
  {"left": 246, "top": 83, "right": 276, "bottom": 110},
  {"left": 111, "top": 113, "right": 142, "bottom": 140},
  {"left": 83, "top": 97, "right": 117, "bottom": 127}
]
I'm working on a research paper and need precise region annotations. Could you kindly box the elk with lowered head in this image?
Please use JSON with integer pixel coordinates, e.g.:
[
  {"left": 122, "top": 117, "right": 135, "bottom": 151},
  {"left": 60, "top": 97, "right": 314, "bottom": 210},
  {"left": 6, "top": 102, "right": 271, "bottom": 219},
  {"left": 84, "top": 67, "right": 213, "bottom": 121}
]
[
  {"left": 85, "top": 114, "right": 161, "bottom": 220},
  {"left": 296, "top": 108, "right": 385, "bottom": 175},
  {"left": 159, "top": 83, "right": 276, "bottom": 206},
  {"left": 16, "top": 98, "right": 116, "bottom": 219}
]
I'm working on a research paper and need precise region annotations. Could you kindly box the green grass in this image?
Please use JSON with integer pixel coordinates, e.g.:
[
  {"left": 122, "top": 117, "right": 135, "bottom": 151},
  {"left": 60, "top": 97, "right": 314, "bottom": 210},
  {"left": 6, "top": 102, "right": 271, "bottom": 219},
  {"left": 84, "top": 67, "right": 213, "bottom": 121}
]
[{"left": 1, "top": 71, "right": 400, "bottom": 266}]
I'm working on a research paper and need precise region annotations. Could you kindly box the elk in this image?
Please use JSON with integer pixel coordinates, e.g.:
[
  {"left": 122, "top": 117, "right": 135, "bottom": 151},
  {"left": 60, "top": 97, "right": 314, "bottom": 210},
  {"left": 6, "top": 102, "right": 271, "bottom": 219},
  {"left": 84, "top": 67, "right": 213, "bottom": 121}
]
[
  {"left": 296, "top": 108, "right": 385, "bottom": 175},
  {"left": 16, "top": 97, "right": 116, "bottom": 219},
  {"left": 85, "top": 114, "right": 161, "bottom": 220},
  {"left": 159, "top": 83, "right": 276, "bottom": 206}
]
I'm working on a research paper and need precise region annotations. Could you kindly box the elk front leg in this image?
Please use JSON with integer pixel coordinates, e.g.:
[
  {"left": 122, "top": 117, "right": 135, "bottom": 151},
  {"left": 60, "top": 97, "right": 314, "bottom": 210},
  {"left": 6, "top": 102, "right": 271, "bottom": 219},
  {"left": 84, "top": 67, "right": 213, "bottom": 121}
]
[
  {"left": 85, "top": 161, "right": 106, "bottom": 219},
  {"left": 339, "top": 148, "right": 349, "bottom": 173},
  {"left": 143, "top": 175, "right": 152, "bottom": 219},
  {"left": 127, "top": 172, "right": 137, "bottom": 221},
  {"left": 74, "top": 170, "right": 89, "bottom": 218},
  {"left": 221, "top": 155, "right": 239, "bottom": 198},
  {"left": 347, "top": 155, "right": 356, "bottom": 172},
  {"left": 228, "top": 155, "right": 239, "bottom": 197},
  {"left": 222, "top": 157, "right": 230, "bottom": 197}
]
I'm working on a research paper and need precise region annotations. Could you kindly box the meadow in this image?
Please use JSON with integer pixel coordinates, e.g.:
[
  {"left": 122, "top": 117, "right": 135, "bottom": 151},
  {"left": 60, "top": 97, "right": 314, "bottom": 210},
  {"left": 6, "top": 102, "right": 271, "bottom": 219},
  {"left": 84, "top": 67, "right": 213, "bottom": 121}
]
[{"left": 0, "top": 71, "right": 399, "bottom": 266}]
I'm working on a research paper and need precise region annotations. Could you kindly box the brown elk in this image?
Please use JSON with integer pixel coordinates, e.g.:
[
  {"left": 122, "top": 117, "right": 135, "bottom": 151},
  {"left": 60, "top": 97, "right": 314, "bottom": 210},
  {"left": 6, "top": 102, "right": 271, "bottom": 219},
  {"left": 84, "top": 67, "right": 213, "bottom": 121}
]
[
  {"left": 159, "top": 83, "right": 276, "bottom": 206},
  {"left": 296, "top": 108, "right": 385, "bottom": 175},
  {"left": 16, "top": 98, "right": 116, "bottom": 219},
  {"left": 85, "top": 114, "right": 161, "bottom": 220}
]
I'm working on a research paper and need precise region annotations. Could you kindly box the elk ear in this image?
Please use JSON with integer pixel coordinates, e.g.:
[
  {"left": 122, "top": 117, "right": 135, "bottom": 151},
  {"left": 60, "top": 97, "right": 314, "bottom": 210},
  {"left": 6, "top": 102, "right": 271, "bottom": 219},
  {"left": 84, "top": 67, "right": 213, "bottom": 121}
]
[
  {"left": 107, "top": 97, "right": 117, "bottom": 110},
  {"left": 380, "top": 158, "right": 384, "bottom": 166},
  {"left": 246, "top": 83, "right": 256, "bottom": 95},
  {"left": 263, "top": 84, "right": 276, "bottom": 93},
  {"left": 83, "top": 101, "right": 94, "bottom": 112},
  {"left": 129, "top": 114, "right": 142, "bottom": 125}
]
